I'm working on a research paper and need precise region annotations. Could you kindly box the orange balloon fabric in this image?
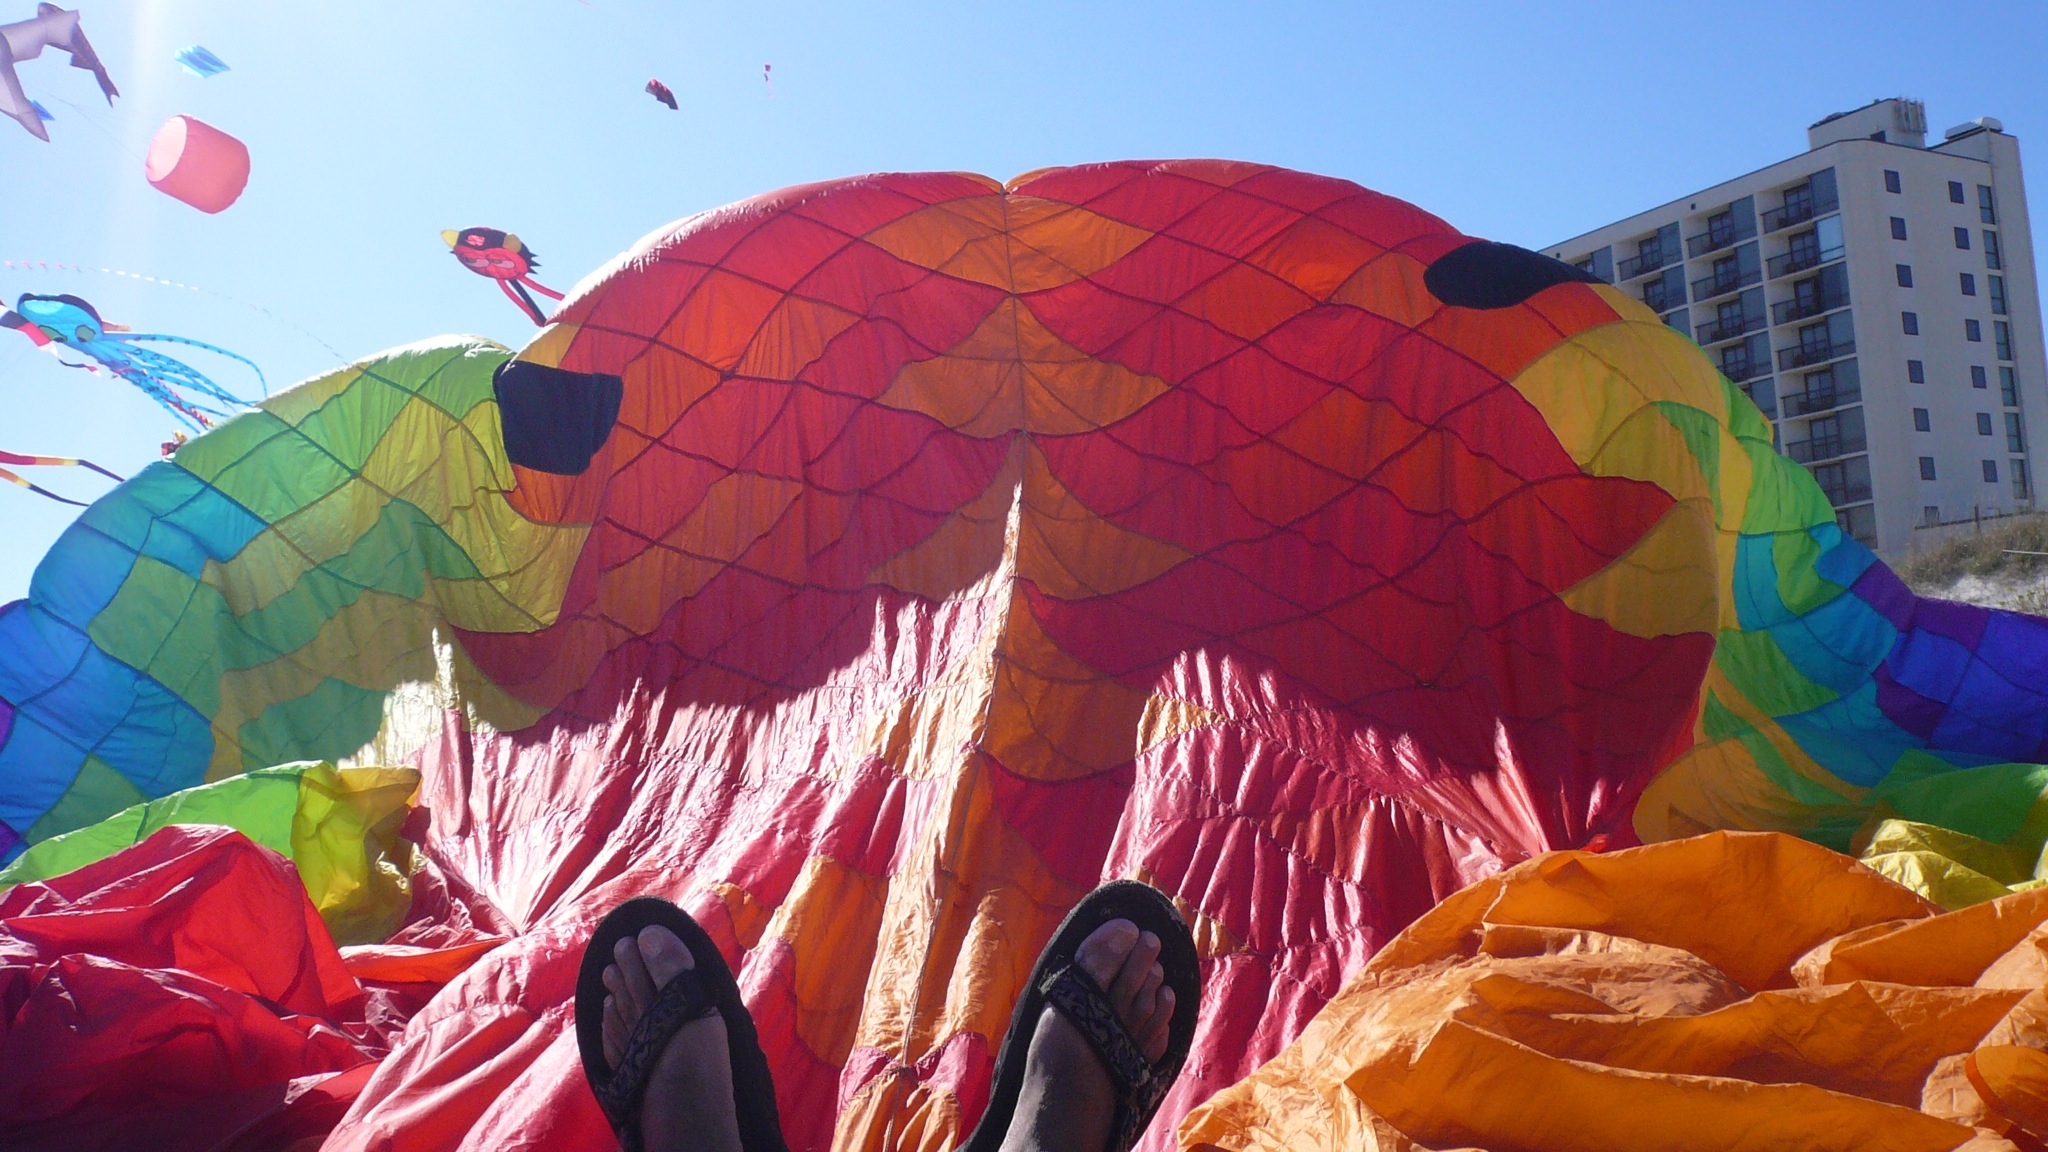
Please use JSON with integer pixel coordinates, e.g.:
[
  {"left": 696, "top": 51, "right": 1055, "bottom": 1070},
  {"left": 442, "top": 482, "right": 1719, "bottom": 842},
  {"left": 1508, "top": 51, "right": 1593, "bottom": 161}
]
[
  {"left": 1178, "top": 831, "right": 2048, "bottom": 1152},
  {"left": 144, "top": 115, "right": 249, "bottom": 213}
]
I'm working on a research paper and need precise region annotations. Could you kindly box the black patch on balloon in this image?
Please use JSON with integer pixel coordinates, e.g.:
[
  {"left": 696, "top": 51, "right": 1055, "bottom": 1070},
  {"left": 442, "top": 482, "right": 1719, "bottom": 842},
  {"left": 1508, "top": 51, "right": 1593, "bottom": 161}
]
[
  {"left": 494, "top": 360, "right": 624, "bottom": 475},
  {"left": 1423, "top": 241, "right": 1602, "bottom": 309}
]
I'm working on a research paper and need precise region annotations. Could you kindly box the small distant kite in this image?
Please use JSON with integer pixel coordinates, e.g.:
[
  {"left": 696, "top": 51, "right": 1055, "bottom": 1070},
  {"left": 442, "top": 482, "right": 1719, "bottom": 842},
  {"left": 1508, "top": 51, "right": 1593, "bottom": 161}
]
[
  {"left": 443, "top": 227, "right": 565, "bottom": 326},
  {"left": 763, "top": 62, "right": 772, "bottom": 97},
  {"left": 173, "top": 45, "right": 228, "bottom": 78},
  {"left": 0, "top": 448, "right": 120, "bottom": 506},
  {"left": 645, "top": 78, "right": 676, "bottom": 110},
  {"left": 1, "top": 3, "right": 119, "bottom": 141},
  {"left": 2, "top": 293, "right": 265, "bottom": 432}
]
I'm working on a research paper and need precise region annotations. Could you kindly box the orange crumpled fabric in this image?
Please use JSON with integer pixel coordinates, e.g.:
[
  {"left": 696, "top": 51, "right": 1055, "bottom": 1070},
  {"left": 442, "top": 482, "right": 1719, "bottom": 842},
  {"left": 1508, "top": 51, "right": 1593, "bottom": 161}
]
[{"left": 1178, "top": 831, "right": 2048, "bottom": 1152}]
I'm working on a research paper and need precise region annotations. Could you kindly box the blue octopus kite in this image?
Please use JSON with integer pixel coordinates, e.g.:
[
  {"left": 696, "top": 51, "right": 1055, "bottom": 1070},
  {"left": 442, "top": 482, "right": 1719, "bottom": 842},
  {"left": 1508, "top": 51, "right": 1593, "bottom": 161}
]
[{"left": 2, "top": 292, "right": 265, "bottom": 431}]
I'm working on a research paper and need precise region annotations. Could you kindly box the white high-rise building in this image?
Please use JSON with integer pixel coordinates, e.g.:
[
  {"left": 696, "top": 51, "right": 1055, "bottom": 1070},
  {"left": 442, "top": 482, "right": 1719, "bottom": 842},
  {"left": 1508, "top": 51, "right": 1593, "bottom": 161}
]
[{"left": 1549, "top": 99, "right": 2044, "bottom": 557}]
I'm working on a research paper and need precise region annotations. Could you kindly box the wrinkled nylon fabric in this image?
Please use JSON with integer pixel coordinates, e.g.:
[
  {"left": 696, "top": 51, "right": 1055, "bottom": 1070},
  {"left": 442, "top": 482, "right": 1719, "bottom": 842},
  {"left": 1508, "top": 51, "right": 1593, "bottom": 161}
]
[
  {"left": 0, "top": 761, "right": 420, "bottom": 943},
  {"left": 0, "top": 825, "right": 499, "bottom": 1150},
  {"left": 0, "top": 163, "right": 2045, "bottom": 1151},
  {"left": 1177, "top": 831, "right": 2048, "bottom": 1152}
]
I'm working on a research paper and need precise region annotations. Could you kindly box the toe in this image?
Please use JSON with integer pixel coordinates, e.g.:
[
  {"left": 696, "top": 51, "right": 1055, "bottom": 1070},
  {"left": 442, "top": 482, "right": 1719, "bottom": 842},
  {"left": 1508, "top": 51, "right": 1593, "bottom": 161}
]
[
  {"left": 615, "top": 934, "right": 659, "bottom": 1012},
  {"left": 603, "top": 992, "right": 627, "bottom": 1066},
  {"left": 1142, "top": 986, "right": 1176, "bottom": 1062},
  {"left": 1109, "top": 930, "right": 1162, "bottom": 1013},
  {"left": 1074, "top": 918, "right": 1140, "bottom": 992},
  {"left": 638, "top": 925, "right": 696, "bottom": 990}
]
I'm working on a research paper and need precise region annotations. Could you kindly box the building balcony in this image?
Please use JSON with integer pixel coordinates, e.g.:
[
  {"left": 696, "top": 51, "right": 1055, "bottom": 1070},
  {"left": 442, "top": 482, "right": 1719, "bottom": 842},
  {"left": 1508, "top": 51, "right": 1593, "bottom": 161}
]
[
  {"left": 1771, "top": 289, "right": 1851, "bottom": 326},
  {"left": 1813, "top": 470, "right": 1873, "bottom": 507},
  {"left": 1777, "top": 337, "right": 1855, "bottom": 371},
  {"left": 1767, "top": 244, "right": 1844, "bottom": 279},
  {"left": 1720, "top": 355, "right": 1770, "bottom": 383},
  {"left": 1686, "top": 226, "right": 1744, "bottom": 259},
  {"left": 1779, "top": 381, "right": 1862, "bottom": 418},
  {"left": 1784, "top": 431, "right": 1867, "bottom": 464},
  {"left": 1696, "top": 313, "right": 1764, "bottom": 345},
  {"left": 1761, "top": 195, "right": 1838, "bottom": 233},
  {"left": 1616, "top": 248, "right": 1673, "bottom": 280},
  {"left": 1691, "top": 267, "right": 1761, "bottom": 302},
  {"left": 1640, "top": 282, "right": 1681, "bottom": 312}
]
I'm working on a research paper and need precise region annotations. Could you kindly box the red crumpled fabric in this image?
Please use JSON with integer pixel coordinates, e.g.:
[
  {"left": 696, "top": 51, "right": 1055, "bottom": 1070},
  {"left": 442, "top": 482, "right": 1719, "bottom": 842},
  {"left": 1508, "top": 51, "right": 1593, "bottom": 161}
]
[{"left": 0, "top": 825, "right": 500, "bottom": 1152}]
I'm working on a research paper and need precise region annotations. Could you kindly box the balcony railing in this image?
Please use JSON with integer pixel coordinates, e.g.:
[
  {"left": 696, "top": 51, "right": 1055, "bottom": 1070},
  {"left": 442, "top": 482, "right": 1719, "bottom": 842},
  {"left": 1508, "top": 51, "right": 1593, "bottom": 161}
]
[
  {"left": 1778, "top": 337, "right": 1855, "bottom": 370},
  {"left": 1616, "top": 247, "right": 1673, "bottom": 280},
  {"left": 1767, "top": 243, "right": 1844, "bottom": 279},
  {"left": 1813, "top": 471, "right": 1873, "bottom": 507},
  {"left": 1691, "top": 267, "right": 1762, "bottom": 302},
  {"left": 1720, "top": 355, "right": 1769, "bottom": 383},
  {"left": 1779, "top": 381, "right": 1862, "bottom": 418},
  {"left": 1696, "top": 312, "right": 1764, "bottom": 345},
  {"left": 1686, "top": 225, "right": 1744, "bottom": 259},
  {"left": 1761, "top": 194, "right": 1838, "bottom": 233},
  {"left": 1771, "top": 288, "right": 1850, "bottom": 326},
  {"left": 1641, "top": 283, "right": 1681, "bottom": 312},
  {"left": 1784, "top": 431, "right": 1867, "bottom": 464}
]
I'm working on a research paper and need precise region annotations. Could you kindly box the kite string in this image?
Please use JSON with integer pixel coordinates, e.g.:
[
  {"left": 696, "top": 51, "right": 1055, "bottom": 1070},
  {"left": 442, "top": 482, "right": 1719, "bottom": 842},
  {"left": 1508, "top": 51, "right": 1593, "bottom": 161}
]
[{"left": 2, "top": 259, "right": 354, "bottom": 368}]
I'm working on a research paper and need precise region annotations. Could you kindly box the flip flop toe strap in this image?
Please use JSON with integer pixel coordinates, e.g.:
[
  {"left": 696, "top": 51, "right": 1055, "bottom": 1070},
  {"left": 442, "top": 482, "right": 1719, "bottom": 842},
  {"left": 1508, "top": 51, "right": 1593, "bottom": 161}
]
[
  {"left": 596, "top": 968, "right": 720, "bottom": 1151},
  {"left": 1041, "top": 964, "right": 1171, "bottom": 1151}
]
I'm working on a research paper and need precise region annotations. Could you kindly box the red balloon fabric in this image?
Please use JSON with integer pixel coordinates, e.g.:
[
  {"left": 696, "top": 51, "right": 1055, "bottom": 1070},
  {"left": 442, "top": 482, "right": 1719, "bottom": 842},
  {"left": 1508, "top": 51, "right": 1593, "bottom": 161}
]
[{"left": 0, "top": 826, "right": 500, "bottom": 1151}]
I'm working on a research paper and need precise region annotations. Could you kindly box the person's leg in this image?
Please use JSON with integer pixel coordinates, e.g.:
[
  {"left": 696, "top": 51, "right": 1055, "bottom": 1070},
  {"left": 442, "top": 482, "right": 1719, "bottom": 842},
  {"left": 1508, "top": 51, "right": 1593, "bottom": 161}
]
[
  {"left": 995, "top": 919, "right": 1176, "bottom": 1152},
  {"left": 602, "top": 925, "right": 746, "bottom": 1152}
]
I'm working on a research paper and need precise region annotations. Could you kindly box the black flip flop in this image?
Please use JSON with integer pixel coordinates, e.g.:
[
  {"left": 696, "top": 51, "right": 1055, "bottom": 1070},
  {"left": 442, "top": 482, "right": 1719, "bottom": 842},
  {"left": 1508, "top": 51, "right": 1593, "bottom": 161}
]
[
  {"left": 959, "top": 880, "right": 1202, "bottom": 1152},
  {"left": 575, "top": 897, "right": 789, "bottom": 1152}
]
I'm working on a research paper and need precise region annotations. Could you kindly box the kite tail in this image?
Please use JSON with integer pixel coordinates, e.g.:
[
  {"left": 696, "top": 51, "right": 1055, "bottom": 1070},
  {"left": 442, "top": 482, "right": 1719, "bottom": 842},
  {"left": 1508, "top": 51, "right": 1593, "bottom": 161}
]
[
  {"left": 519, "top": 276, "right": 566, "bottom": 302},
  {"left": 120, "top": 333, "right": 269, "bottom": 397},
  {"left": 0, "top": 450, "right": 123, "bottom": 484},
  {"left": 500, "top": 279, "right": 550, "bottom": 326},
  {"left": 0, "top": 466, "right": 88, "bottom": 507}
]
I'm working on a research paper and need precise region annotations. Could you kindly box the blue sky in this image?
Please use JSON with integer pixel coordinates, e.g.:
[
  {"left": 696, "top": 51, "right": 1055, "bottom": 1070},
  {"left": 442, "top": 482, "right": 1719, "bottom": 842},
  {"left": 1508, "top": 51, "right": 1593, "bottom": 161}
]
[{"left": 3, "top": 0, "right": 2045, "bottom": 597}]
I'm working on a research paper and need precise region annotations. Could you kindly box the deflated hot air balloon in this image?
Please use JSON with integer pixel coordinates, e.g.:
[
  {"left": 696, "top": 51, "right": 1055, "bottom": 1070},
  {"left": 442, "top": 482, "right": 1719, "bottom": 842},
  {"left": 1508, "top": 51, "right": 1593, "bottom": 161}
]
[
  {"left": 443, "top": 226, "right": 564, "bottom": 324},
  {"left": 2, "top": 162, "right": 2046, "bottom": 1152},
  {"left": 2, "top": 291, "right": 265, "bottom": 430}
]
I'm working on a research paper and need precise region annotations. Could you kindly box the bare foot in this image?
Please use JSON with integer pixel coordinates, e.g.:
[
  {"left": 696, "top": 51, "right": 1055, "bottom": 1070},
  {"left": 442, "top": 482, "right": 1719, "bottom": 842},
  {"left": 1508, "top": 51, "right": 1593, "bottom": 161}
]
[
  {"left": 995, "top": 919, "right": 1177, "bottom": 1152},
  {"left": 601, "top": 925, "right": 744, "bottom": 1152}
]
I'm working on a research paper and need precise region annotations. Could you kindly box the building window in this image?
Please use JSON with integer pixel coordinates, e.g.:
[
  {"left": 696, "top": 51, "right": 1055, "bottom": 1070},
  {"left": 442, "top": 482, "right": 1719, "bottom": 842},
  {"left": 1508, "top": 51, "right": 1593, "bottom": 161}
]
[
  {"left": 1891, "top": 216, "right": 1909, "bottom": 240},
  {"left": 1997, "top": 321, "right": 2014, "bottom": 361},
  {"left": 1973, "top": 365, "right": 1990, "bottom": 389},
  {"left": 2017, "top": 459, "right": 2033, "bottom": 502},
  {"left": 1909, "top": 359, "right": 1926, "bottom": 383},
  {"left": 1923, "top": 505, "right": 1942, "bottom": 526},
  {"left": 1978, "top": 412, "right": 1996, "bottom": 436},
  {"left": 1961, "top": 273, "right": 1977, "bottom": 296},
  {"left": 1920, "top": 456, "right": 1938, "bottom": 480},
  {"left": 1990, "top": 275, "right": 2007, "bottom": 315},
  {"left": 1949, "top": 180, "right": 1967, "bottom": 204},
  {"left": 1984, "top": 459, "right": 2001, "bottom": 484},
  {"left": 2002, "top": 367, "right": 2020, "bottom": 407},
  {"left": 1986, "top": 231, "right": 2002, "bottom": 269},
  {"left": 1954, "top": 226, "right": 1972, "bottom": 250},
  {"left": 1981, "top": 185, "right": 1998, "bottom": 224},
  {"left": 1896, "top": 263, "right": 1914, "bottom": 288},
  {"left": 2007, "top": 412, "right": 2027, "bottom": 453},
  {"left": 1903, "top": 312, "right": 1920, "bottom": 335},
  {"left": 1914, "top": 408, "right": 1932, "bottom": 431},
  {"left": 1967, "top": 318, "right": 1983, "bottom": 342},
  {"left": 1885, "top": 170, "right": 1902, "bottom": 194}
]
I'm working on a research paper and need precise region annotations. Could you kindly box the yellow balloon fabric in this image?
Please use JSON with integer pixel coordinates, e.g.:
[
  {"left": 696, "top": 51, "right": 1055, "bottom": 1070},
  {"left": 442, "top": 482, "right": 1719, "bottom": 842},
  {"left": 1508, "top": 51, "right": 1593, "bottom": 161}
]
[
  {"left": 0, "top": 761, "right": 418, "bottom": 944},
  {"left": 1179, "top": 831, "right": 2048, "bottom": 1152}
]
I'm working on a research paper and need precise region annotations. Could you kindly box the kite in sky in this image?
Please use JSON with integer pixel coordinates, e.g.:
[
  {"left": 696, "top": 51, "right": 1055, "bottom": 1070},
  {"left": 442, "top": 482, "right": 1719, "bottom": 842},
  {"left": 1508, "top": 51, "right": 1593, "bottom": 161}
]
[
  {"left": 0, "top": 446, "right": 118, "bottom": 505},
  {"left": 763, "top": 61, "right": 772, "bottom": 96},
  {"left": 1, "top": 292, "right": 264, "bottom": 431},
  {"left": 645, "top": 78, "right": 676, "bottom": 110},
  {"left": 1, "top": 3, "right": 117, "bottom": 141},
  {"left": 443, "top": 226, "right": 565, "bottom": 325},
  {"left": 173, "top": 44, "right": 227, "bottom": 78}
]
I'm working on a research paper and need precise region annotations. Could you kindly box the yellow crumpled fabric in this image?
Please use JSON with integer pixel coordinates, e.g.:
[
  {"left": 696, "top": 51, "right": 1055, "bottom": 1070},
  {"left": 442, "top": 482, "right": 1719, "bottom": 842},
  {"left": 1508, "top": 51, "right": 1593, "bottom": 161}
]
[{"left": 1179, "top": 831, "right": 2048, "bottom": 1152}]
